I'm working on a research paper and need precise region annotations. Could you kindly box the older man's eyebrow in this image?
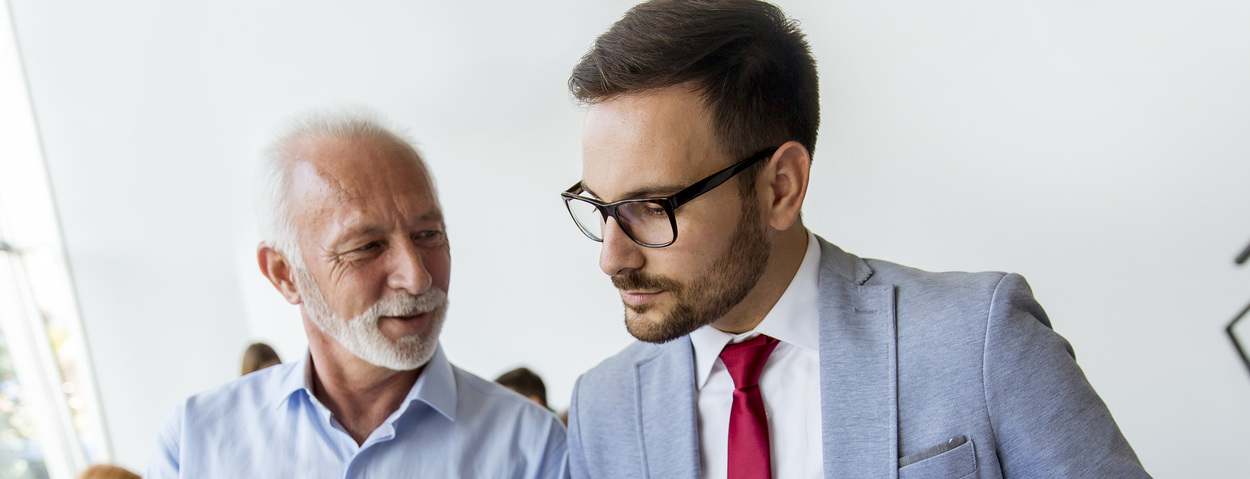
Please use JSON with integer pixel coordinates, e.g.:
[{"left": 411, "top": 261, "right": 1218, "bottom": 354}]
[
  {"left": 330, "top": 224, "right": 386, "bottom": 249},
  {"left": 414, "top": 209, "right": 444, "bottom": 223},
  {"left": 331, "top": 211, "right": 445, "bottom": 247}
]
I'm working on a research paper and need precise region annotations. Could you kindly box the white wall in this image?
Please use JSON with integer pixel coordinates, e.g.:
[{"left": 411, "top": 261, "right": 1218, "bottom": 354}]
[{"left": 8, "top": 0, "right": 1249, "bottom": 476}]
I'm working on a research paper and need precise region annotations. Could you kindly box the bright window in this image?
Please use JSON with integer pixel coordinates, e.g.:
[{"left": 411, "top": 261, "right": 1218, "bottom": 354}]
[{"left": 0, "top": 2, "right": 111, "bottom": 478}]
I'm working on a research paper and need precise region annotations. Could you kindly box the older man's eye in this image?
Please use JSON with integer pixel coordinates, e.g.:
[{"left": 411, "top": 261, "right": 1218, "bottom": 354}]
[
  {"left": 413, "top": 230, "right": 444, "bottom": 243},
  {"left": 356, "top": 242, "right": 380, "bottom": 252}
]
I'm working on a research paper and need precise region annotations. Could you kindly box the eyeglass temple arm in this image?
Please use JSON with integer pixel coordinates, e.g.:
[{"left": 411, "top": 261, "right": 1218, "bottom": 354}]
[{"left": 670, "top": 147, "right": 777, "bottom": 207}]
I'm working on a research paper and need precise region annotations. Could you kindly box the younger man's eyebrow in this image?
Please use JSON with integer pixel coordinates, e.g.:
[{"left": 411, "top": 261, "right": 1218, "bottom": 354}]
[{"left": 582, "top": 183, "right": 685, "bottom": 202}]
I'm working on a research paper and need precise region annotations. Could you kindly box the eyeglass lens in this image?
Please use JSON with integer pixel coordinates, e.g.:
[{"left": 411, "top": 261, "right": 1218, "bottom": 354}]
[{"left": 565, "top": 198, "right": 674, "bottom": 246}]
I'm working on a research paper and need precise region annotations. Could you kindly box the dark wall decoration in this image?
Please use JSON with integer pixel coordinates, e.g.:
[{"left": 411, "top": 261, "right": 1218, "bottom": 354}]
[{"left": 1228, "top": 241, "right": 1250, "bottom": 376}]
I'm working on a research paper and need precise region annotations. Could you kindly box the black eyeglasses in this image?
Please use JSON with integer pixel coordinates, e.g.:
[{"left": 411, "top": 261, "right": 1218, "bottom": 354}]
[{"left": 561, "top": 146, "right": 778, "bottom": 248}]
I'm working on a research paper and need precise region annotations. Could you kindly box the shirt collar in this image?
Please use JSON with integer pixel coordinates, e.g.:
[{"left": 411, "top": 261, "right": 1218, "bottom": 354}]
[
  {"left": 404, "top": 344, "right": 457, "bottom": 421},
  {"left": 689, "top": 230, "right": 821, "bottom": 390},
  {"left": 273, "top": 344, "right": 458, "bottom": 422},
  {"left": 272, "top": 353, "right": 312, "bottom": 409}
]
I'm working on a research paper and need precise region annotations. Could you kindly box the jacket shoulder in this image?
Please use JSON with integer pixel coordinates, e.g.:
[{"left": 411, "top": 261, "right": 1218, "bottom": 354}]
[
  {"left": 864, "top": 257, "right": 1009, "bottom": 293},
  {"left": 863, "top": 258, "right": 1037, "bottom": 341},
  {"left": 814, "top": 234, "right": 1010, "bottom": 296}
]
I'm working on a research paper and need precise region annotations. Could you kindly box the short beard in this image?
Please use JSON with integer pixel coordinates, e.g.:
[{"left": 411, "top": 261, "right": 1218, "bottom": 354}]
[
  {"left": 294, "top": 267, "right": 447, "bottom": 370},
  {"left": 613, "top": 195, "right": 770, "bottom": 344}
]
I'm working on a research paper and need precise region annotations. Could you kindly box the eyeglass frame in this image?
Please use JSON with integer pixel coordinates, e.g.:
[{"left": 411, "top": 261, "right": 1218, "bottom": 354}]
[{"left": 561, "top": 146, "right": 780, "bottom": 248}]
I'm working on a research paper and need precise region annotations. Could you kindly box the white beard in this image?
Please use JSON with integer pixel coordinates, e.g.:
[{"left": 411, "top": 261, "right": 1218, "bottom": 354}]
[{"left": 294, "top": 267, "right": 447, "bottom": 370}]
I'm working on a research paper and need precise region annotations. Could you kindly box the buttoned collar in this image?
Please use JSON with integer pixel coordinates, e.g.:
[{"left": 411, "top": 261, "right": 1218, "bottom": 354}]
[
  {"left": 274, "top": 343, "right": 458, "bottom": 422},
  {"left": 689, "top": 230, "right": 821, "bottom": 390}
]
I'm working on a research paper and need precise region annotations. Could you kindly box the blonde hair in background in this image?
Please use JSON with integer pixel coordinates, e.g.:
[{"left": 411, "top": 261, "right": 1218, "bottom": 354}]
[
  {"left": 77, "top": 464, "right": 140, "bottom": 479},
  {"left": 241, "top": 342, "right": 281, "bottom": 376}
]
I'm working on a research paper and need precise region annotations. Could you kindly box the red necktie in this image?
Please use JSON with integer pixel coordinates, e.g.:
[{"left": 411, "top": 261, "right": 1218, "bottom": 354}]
[{"left": 720, "top": 334, "right": 779, "bottom": 479}]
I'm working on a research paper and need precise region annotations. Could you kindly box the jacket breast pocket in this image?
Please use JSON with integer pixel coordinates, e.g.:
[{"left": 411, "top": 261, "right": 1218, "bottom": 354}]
[{"left": 898, "top": 435, "right": 977, "bottom": 479}]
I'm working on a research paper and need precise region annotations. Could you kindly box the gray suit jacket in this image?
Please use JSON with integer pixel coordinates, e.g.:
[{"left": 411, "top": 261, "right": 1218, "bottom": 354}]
[{"left": 567, "top": 237, "right": 1148, "bottom": 478}]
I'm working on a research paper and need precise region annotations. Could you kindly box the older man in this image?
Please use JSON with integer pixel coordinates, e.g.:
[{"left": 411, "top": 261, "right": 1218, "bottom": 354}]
[
  {"left": 560, "top": 1, "right": 1148, "bottom": 478},
  {"left": 148, "top": 112, "right": 567, "bottom": 478}
]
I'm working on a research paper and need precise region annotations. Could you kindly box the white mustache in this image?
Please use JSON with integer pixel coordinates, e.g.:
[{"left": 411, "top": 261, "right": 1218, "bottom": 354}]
[{"left": 365, "top": 288, "right": 448, "bottom": 320}]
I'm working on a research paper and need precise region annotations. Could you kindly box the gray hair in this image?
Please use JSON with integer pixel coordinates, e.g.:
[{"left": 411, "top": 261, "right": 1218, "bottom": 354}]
[{"left": 256, "top": 108, "right": 433, "bottom": 268}]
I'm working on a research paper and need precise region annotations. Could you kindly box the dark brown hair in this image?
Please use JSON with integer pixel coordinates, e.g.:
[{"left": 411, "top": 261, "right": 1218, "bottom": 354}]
[
  {"left": 495, "top": 367, "right": 548, "bottom": 408},
  {"left": 570, "top": 0, "right": 819, "bottom": 164}
]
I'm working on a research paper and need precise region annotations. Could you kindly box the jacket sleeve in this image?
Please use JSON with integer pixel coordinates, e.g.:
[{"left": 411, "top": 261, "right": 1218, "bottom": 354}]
[{"left": 983, "top": 273, "right": 1150, "bottom": 478}]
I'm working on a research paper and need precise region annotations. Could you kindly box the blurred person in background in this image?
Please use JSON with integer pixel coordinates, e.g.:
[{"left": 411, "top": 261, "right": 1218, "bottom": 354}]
[
  {"left": 495, "top": 366, "right": 549, "bottom": 409},
  {"left": 240, "top": 342, "right": 281, "bottom": 375},
  {"left": 77, "top": 464, "right": 140, "bottom": 479}
]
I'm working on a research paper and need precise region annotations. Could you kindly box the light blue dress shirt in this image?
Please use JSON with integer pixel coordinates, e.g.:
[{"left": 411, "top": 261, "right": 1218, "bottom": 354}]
[{"left": 147, "top": 345, "right": 568, "bottom": 478}]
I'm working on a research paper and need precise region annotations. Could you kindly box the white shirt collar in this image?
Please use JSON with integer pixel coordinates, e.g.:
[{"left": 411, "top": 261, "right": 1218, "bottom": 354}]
[{"left": 689, "top": 230, "right": 821, "bottom": 390}]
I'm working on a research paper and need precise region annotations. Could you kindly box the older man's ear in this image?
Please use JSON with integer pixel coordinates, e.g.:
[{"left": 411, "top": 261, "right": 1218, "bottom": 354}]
[{"left": 257, "top": 243, "right": 302, "bottom": 305}]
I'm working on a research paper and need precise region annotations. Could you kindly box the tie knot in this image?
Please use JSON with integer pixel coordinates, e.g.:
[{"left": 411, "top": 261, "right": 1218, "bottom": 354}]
[{"left": 719, "top": 335, "right": 779, "bottom": 389}]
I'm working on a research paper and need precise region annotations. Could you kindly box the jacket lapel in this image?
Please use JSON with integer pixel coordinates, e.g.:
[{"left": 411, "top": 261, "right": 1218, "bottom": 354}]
[
  {"left": 636, "top": 338, "right": 701, "bottom": 478},
  {"left": 815, "top": 238, "right": 900, "bottom": 479}
]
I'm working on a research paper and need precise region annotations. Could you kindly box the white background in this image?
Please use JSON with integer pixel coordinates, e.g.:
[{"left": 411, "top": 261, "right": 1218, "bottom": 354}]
[{"left": 8, "top": 0, "right": 1250, "bottom": 476}]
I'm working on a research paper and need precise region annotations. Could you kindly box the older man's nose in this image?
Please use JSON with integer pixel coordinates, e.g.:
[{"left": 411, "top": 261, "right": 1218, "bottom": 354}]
[
  {"left": 599, "top": 217, "right": 644, "bottom": 277},
  {"left": 388, "top": 241, "right": 433, "bottom": 295}
]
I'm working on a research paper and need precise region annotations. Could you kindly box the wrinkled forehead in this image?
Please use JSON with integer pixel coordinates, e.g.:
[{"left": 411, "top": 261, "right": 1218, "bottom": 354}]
[
  {"left": 288, "top": 135, "right": 439, "bottom": 217},
  {"left": 579, "top": 88, "right": 726, "bottom": 202}
]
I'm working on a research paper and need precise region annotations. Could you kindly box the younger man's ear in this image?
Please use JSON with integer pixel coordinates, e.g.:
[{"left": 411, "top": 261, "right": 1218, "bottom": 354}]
[
  {"left": 257, "top": 243, "right": 302, "bottom": 305},
  {"left": 762, "top": 140, "right": 810, "bottom": 231}
]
